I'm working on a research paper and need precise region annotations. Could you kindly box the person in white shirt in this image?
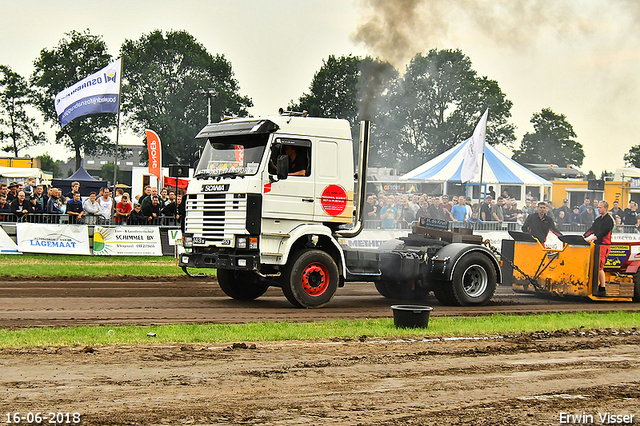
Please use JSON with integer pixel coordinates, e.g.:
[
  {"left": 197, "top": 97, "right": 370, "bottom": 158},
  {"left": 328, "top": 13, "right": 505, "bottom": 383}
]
[
  {"left": 97, "top": 188, "right": 114, "bottom": 222},
  {"left": 83, "top": 192, "right": 101, "bottom": 224}
]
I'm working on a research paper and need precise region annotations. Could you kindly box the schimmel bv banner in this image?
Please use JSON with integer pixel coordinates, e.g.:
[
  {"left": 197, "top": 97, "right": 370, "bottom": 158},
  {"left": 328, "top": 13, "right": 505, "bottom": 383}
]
[
  {"left": 93, "top": 226, "right": 162, "bottom": 256},
  {"left": 16, "top": 223, "right": 91, "bottom": 255}
]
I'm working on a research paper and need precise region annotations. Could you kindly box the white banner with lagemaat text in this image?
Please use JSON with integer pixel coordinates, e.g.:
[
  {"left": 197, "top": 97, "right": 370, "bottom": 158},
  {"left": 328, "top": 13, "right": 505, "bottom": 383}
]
[
  {"left": 16, "top": 223, "right": 91, "bottom": 255},
  {"left": 93, "top": 226, "right": 162, "bottom": 256}
]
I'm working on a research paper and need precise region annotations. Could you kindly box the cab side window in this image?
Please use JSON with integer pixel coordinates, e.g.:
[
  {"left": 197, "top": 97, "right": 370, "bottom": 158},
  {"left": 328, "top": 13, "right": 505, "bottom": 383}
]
[{"left": 271, "top": 139, "right": 312, "bottom": 177}]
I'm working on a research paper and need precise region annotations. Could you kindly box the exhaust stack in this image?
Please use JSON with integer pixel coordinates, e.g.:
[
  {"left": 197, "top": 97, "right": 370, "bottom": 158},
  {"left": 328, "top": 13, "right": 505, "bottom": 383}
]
[{"left": 336, "top": 120, "right": 370, "bottom": 238}]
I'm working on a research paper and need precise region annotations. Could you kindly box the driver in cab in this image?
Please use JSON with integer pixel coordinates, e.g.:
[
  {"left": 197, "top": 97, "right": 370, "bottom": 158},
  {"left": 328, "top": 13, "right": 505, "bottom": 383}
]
[{"left": 285, "top": 145, "right": 307, "bottom": 176}]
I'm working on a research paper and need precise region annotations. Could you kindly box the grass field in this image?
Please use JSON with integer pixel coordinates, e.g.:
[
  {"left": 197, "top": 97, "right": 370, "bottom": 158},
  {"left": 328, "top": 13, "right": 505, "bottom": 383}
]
[
  {"left": 0, "top": 254, "right": 211, "bottom": 277},
  {"left": 0, "top": 312, "right": 637, "bottom": 348}
]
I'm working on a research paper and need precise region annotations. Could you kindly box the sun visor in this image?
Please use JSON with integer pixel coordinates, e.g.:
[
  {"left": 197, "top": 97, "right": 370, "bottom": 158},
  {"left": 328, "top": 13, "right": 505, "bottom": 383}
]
[{"left": 196, "top": 120, "right": 279, "bottom": 139}]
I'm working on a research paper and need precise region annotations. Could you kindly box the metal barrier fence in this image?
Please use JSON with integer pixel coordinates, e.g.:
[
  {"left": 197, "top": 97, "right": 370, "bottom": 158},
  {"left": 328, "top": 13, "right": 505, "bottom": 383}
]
[
  {"left": 0, "top": 212, "right": 179, "bottom": 227},
  {"left": 362, "top": 218, "right": 639, "bottom": 234}
]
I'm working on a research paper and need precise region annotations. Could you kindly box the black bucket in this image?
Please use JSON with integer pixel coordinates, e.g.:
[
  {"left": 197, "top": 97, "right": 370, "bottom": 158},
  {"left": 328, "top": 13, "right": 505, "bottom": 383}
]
[{"left": 390, "top": 305, "right": 433, "bottom": 329}]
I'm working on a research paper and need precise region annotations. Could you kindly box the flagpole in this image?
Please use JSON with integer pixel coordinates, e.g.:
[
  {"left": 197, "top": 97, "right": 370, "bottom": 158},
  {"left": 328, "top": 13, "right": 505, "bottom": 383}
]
[
  {"left": 112, "top": 57, "right": 123, "bottom": 188},
  {"left": 478, "top": 152, "right": 485, "bottom": 205}
]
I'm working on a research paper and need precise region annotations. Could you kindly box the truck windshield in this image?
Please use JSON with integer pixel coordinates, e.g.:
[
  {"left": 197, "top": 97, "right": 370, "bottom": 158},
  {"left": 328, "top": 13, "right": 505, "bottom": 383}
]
[{"left": 193, "top": 135, "right": 268, "bottom": 178}]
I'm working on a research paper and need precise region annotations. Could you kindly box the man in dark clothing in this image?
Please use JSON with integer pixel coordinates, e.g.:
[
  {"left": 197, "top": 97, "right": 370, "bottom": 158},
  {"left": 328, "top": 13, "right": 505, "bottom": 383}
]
[
  {"left": 10, "top": 191, "right": 33, "bottom": 221},
  {"left": 479, "top": 196, "right": 493, "bottom": 222},
  {"left": 581, "top": 206, "right": 595, "bottom": 225},
  {"left": 555, "top": 199, "right": 571, "bottom": 218},
  {"left": 609, "top": 200, "right": 622, "bottom": 219},
  {"left": 569, "top": 206, "right": 581, "bottom": 226},
  {"left": 142, "top": 196, "right": 161, "bottom": 224},
  {"left": 66, "top": 192, "right": 85, "bottom": 224},
  {"left": 623, "top": 201, "right": 638, "bottom": 227},
  {"left": 0, "top": 195, "right": 11, "bottom": 220},
  {"left": 177, "top": 194, "right": 186, "bottom": 232},
  {"left": 584, "top": 201, "right": 615, "bottom": 294},
  {"left": 32, "top": 185, "right": 48, "bottom": 214},
  {"left": 285, "top": 145, "right": 308, "bottom": 176},
  {"left": 129, "top": 203, "right": 146, "bottom": 225},
  {"left": 6, "top": 182, "right": 17, "bottom": 203},
  {"left": 521, "top": 201, "right": 562, "bottom": 244}
]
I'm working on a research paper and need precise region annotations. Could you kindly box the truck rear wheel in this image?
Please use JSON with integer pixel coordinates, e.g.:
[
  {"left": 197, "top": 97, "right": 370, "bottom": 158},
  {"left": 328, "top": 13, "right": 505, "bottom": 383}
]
[
  {"left": 634, "top": 273, "right": 640, "bottom": 302},
  {"left": 282, "top": 249, "right": 339, "bottom": 308},
  {"left": 436, "top": 253, "right": 497, "bottom": 306},
  {"left": 217, "top": 269, "right": 269, "bottom": 300}
]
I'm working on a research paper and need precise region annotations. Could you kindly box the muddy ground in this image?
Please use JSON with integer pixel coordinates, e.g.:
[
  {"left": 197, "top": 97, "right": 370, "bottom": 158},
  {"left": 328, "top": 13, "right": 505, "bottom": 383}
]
[
  {"left": 1, "top": 332, "right": 639, "bottom": 425},
  {"left": 0, "top": 278, "right": 639, "bottom": 425}
]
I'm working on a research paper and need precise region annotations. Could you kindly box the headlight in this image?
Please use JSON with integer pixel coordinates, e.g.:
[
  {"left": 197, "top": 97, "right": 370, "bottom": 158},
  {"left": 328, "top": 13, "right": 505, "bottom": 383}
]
[
  {"left": 183, "top": 235, "right": 193, "bottom": 248},
  {"left": 181, "top": 255, "right": 190, "bottom": 264},
  {"left": 236, "top": 237, "right": 247, "bottom": 249},
  {"left": 237, "top": 258, "right": 247, "bottom": 267}
]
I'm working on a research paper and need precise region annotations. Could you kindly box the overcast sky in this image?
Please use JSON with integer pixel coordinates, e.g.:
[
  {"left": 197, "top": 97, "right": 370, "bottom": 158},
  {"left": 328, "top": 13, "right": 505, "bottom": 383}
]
[{"left": 1, "top": 0, "right": 638, "bottom": 175}]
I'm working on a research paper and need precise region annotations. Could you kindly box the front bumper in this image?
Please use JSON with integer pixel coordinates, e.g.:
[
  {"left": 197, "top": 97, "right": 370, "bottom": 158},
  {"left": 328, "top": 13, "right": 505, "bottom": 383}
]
[{"left": 179, "top": 250, "right": 260, "bottom": 271}]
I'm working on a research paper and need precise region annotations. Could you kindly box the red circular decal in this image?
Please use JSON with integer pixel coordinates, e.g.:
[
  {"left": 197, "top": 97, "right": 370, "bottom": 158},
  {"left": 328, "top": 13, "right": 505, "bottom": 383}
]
[{"left": 320, "top": 185, "right": 347, "bottom": 216}]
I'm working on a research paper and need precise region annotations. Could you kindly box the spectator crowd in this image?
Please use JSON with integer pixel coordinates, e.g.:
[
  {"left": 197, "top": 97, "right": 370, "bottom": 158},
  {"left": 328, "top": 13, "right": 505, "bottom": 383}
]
[
  {"left": 0, "top": 180, "right": 185, "bottom": 226},
  {"left": 363, "top": 190, "right": 640, "bottom": 233}
]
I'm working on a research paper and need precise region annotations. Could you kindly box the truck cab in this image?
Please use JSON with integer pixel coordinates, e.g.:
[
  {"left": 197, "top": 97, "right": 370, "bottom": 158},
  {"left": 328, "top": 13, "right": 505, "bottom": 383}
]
[{"left": 180, "top": 114, "right": 356, "bottom": 307}]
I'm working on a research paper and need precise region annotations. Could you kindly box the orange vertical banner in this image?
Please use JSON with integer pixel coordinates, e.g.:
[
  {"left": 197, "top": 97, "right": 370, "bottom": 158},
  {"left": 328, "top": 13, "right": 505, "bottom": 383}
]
[{"left": 146, "top": 129, "right": 162, "bottom": 184}]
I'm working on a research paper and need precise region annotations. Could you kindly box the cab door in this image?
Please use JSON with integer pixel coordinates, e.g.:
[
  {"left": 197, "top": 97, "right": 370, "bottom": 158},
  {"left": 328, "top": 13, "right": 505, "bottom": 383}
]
[{"left": 262, "top": 138, "right": 315, "bottom": 222}]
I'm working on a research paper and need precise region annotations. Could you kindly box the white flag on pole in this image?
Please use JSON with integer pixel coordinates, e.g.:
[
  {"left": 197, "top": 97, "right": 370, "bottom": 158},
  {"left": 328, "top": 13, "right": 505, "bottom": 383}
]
[
  {"left": 460, "top": 108, "right": 489, "bottom": 183},
  {"left": 54, "top": 58, "right": 121, "bottom": 128}
]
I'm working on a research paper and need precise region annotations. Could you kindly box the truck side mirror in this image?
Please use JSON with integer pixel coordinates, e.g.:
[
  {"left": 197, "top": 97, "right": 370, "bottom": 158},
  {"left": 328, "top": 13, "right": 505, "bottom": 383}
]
[{"left": 276, "top": 155, "right": 289, "bottom": 180}]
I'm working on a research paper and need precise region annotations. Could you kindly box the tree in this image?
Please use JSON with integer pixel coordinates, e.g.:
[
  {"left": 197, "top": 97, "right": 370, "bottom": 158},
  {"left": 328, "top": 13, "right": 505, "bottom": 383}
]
[
  {"left": 0, "top": 65, "right": 47, "bottom": 156},
  {"left": 290, "top": 55, "right": 397, "bottom": 127},
  {"left": 30, "top": 29, "right": 116, "bottom": 169},
  {"left": 36, "top": 153, "right": 64, "bottom": 177},
  {"left": 624, "top": 145, "right": 640, "bottom": 168},
  {"left": 99, "top": 162, "right": 127, "bottom": 184},
  {"left": 512, "top": 108, "right": 584, "bottom": 167},
  {"left": 375, "top": 49, "right": 515, "bottom": 171},
  {"left": 120, "top": 30, "right": 253, "bottom": 165}
]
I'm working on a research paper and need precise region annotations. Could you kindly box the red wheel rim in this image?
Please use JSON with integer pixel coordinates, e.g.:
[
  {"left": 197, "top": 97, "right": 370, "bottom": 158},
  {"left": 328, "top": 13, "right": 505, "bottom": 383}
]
[{"left": 300, "top": 262, "right": 329, "bottom": 296}]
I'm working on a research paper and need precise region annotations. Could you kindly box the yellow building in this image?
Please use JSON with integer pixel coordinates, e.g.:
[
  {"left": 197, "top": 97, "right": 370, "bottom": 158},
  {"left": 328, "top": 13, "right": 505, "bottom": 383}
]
[
  {"left": 551, "top": 180, "right": 629, "bottom": 209},
  {"left": 0, "top": 157, "right": 40, "bottom": 168}
]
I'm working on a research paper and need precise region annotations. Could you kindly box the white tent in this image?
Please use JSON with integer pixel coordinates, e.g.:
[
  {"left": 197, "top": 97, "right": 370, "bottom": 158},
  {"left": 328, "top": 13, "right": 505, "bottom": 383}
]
[
  {"left": 402, "top": 138, "right": 551, "bottom": 201},
  {"left": 0, "top": 166, "right": 44, "bottom": 179}
]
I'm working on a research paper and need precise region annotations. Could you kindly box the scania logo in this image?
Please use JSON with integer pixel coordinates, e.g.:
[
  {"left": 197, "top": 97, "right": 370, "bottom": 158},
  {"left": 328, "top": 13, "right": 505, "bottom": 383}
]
[{"left": 202, "top": 184, "right": 229, "bottom": 192}]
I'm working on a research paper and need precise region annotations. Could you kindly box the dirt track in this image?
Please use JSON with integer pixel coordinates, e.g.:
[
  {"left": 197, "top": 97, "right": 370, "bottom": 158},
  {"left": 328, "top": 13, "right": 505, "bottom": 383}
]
[
  {"left": 1, "top": 278, "right": 639, "bottom": 425},
  {"left": 1, "top": 277, "right": 639, "bottom": 328}
]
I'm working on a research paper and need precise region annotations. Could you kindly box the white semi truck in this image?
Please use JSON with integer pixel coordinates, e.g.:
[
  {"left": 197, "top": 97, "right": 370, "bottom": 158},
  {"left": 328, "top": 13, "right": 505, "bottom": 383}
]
[{"left": 179, "top": 112, "right": 501, "bottom": 308}]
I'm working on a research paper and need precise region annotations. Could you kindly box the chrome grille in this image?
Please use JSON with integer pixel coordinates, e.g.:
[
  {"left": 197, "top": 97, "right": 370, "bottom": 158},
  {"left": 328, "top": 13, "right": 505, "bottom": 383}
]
[{"left": 185, "top": 193, "right": 247, "bottom": 245}]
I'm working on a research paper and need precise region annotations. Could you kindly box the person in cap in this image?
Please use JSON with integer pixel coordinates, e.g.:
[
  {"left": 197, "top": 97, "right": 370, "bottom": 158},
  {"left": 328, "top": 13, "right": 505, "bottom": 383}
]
[
  {"left": 521, "top": 201, "right": 562, "bottom": 244},
  {"left": 6, "top": 182, "right": 18, "bottom": 203},
  {"left": 569, "top": 206, "right": 581, "bottom": 226},
  {"left": 555, "top": 198, "right": 571, "bottom": 218}
]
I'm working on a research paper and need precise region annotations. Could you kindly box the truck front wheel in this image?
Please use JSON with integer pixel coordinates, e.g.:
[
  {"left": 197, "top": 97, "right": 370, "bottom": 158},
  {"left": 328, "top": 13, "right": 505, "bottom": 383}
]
[
  {"left": 282, "top": 249, "right": 339, "bottom": 308},
  {"left": 217, "top": 269, "right": 269, "bottom": 301},
  {"left": 436, "top": 253, "right": 497, "bottom": 306}
]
